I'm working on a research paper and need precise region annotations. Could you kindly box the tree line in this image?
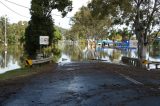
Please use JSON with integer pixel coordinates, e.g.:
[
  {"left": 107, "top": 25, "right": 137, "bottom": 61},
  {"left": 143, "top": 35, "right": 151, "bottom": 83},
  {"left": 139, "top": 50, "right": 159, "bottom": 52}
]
[
  {"left": 66, "top": 0, "right": 160, "bottom": 60},
  {"left": 0, "top": 16, "right": 27, "bottom": 45},
  {"left": 0, "top": 16, "right": 64, "bottom": 50}
]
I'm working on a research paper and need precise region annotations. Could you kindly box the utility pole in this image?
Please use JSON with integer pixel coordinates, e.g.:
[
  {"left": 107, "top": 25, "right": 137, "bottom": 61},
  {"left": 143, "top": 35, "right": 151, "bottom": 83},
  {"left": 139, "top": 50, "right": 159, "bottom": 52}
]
[{"left": 4, "top": 15, "right": 7, "bottom": 47}]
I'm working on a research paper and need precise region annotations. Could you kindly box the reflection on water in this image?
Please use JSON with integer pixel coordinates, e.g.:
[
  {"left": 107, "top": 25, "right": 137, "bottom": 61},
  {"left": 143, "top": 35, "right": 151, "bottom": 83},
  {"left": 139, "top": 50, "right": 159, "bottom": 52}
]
[
  {"left": 59, "top": 42, "right": 137, "bottom": 63},
  {"left": 149, "top": 45, "right": 160, "bottom": 61},
  {"left": 58, "top": 53, "right": 71, "bottom": 65},
  {"left": 0, "top": 41, "right": 160, "bottom": 74},
  {"left": 0, "top": 46, "right": 23, "bottom": 74},
  {"left": 59, "top": 41, "right": 160, "bottom": 64},
  {"left": 0, "top": 45, "right": 62, "bottom": 74}
]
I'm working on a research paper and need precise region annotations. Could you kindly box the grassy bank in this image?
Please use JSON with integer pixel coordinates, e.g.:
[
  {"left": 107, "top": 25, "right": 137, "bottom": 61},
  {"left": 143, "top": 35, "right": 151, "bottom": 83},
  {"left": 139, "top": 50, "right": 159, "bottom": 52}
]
[
  {"left": 0, "top": 68, "right": 34, "bottom": 81},
  {"left": 0, "top": 63, "right": 57, "bottom": 81}
]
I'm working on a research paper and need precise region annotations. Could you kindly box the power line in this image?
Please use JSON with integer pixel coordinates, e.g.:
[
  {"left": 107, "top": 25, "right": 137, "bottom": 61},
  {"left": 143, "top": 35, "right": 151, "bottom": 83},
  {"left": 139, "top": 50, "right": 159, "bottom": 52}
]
[
  {"left": 4, "top": 0, "right": 30, "bottom": 9},
  {"left": 4, "top": 0, "right": 72, "bottom": 18},
  {"left": 2, "top": 0, "right": 72, "bottom": 18},
  {"left": 0, "top": 1, "right": 30, "bottom": 18}
]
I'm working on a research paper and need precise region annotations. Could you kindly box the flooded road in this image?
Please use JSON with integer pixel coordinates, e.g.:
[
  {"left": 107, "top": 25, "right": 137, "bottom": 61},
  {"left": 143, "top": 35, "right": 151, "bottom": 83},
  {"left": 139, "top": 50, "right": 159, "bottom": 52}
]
[
  {"left": 1, "top": 41, "right": 160, "bottom": 74},
  {"left": 2, "top": 62, "right": 160, "bottom": 106}
]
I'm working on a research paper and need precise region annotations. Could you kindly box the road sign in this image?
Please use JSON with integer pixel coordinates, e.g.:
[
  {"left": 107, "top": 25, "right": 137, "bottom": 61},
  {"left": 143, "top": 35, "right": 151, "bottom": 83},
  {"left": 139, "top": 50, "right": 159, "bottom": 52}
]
[
  {"left": 142, "top": 60, "right": 148, "bottom": 64},
  {"left": 40, "top": 36, "right": 49, "bottom": 45},
  {"left": 25, "top": 59, "right": 33, "bottom": 66}
]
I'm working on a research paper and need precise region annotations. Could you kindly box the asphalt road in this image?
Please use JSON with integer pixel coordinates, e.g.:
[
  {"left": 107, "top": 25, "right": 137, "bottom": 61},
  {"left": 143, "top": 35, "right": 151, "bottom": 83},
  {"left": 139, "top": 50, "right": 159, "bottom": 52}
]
[{"left": 2, "top": 62, "right": 160, "bottom": 106}]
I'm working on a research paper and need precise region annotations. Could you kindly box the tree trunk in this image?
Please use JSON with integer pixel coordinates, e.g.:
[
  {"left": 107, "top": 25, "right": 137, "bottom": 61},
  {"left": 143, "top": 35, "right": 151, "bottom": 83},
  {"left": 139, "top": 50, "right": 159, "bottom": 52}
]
[
  {"left": 138, "top": 41, "right": 147, "bottom": 59},
  {"left": 137, "top": 34, "right": 148, "bottom": 68}
]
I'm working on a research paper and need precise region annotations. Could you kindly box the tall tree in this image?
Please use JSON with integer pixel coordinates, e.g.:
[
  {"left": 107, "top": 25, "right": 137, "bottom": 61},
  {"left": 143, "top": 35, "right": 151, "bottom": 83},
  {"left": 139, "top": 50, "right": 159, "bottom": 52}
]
[
  {"left": 88, "top": 0, "right": 160, "bottom": 60},
  {"left": 69, "top": 6, "right": 111, "bottom": 40},
  {"left": 132, "top": 0, "right": 160, "bottom": 59},
  {"left": 25, "top": 0, "right": 72, "bottom": 57}
]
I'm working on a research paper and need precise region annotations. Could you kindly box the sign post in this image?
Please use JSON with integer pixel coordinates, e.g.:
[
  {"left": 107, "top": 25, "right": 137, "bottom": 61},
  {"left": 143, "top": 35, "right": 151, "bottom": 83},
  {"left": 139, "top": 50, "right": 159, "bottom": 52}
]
[
  {"left": 40, "top": 36, "right": 49, "bottom": 45},
  {"left": 39, "top": 36, "right": 49, "bottom": 55}
]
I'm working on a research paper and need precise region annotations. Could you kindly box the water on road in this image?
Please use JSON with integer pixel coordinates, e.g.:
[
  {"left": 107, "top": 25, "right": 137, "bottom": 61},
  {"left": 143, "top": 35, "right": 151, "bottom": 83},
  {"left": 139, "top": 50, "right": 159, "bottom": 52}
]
[{"left": 2, "top": 62, "right": 160, "bottom": 106}]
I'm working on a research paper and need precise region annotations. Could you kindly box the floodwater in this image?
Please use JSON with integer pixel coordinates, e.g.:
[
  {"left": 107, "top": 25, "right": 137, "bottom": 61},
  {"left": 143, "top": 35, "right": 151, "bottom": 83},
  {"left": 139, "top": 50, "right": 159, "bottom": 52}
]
[
  {"left": 0, "top": 45, "right": 23, "bottom": 74},
  {"left": 58, "top": 41, "right": 160, "bottom": 64},
  {"left": 0, "top": 41, "right": 160, "bottom": 74}
]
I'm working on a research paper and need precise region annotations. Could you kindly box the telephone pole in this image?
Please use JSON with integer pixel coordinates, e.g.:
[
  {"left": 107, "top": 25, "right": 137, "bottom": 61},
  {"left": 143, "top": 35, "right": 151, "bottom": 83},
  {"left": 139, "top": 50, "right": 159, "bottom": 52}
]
[{"left": 4, "top": 15, "right": 7, "bottom": 47}]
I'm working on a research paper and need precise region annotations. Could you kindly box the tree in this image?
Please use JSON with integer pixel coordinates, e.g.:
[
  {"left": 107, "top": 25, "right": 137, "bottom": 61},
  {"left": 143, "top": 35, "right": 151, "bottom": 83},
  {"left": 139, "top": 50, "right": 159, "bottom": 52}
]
[
  {"left": 68, "top": 6, "right": 111, "bottom": 41},
  {"left": 7, "top": 21, "right": 27, "bottom": 45},
  {"left": 54, "top": 28, "right": 62, "bottom": 43},
  {"left": 0, "top": 16, "right": 27, "bottom": 45},
  {"left": 88, "top": 0, "right": 160, "bottom": 60},
  {"left": 132, "top": 0, "right": 160, "bottom": 59},
  {"left": 117, "top": 28, "right": 133, "bottom": 41},
  {"left": 25, "top": 0, "right": 72, "bottom": 57}
]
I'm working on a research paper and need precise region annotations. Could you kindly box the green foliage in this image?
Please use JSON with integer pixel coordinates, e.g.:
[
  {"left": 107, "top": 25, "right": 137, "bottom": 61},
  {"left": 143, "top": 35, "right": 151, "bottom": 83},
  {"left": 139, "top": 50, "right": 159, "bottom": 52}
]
[
  {"left": 25, "top": 0, "right": 72, "bottom": 57},
  {"left": 0, "top": 16, "right": 8, "bottom": 44},
  {"left": 67, "top": 6, "right": 111, "bottom": 40},
  {"left": 88, "top": 0, "right": 160, "bottom": 58},
  {"left": 117, "top": 28, "right": 133, "bottom": 41},
  {"left": 0, "top": 68, "right": 28, "bottom": 80},
  {"left": 88, "top": 0, "right": 160, "bottom": 39},
  {"left": 52, "top": 46, "right": 61, "bottom": 62},
  {"left": 42, "top": 45, "right": 61, "bottom": 62},
  {"left": 8, "top": 21, "right": 27, "bottom": 44},
  {"left": 0, "top": 16, "right": 27, "bottom": 45},
  {"left": 108, "top": 28, "right": 133, "bottom": 41},
  {"left": 54, "top": 28, "right": 62, "bottom": 42},
  {"left": 25, "top": 15, "right": 54, "bottom": 57},
  {"left": 88, "top": 0, "right": 132, "bottom": 19}
]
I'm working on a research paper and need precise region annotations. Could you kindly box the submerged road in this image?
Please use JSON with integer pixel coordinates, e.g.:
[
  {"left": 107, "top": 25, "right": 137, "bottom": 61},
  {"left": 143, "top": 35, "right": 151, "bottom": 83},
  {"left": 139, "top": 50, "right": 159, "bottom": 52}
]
[{"left": 2, "top": 62, "right": 160, "bottom": 106}]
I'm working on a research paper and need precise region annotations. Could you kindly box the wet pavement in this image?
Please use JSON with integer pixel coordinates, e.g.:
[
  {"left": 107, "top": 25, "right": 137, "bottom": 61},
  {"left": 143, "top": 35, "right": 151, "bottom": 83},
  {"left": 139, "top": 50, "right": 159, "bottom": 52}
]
[{"left": 2, "top": 62, "right": 160, "bottom": 106}]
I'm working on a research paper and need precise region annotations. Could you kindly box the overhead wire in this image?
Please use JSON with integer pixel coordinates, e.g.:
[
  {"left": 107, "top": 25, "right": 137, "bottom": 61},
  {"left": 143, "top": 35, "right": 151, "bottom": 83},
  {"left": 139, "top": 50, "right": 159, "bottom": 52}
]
[
  {"left": 4, "top": 0, "right": 29, "bottom": 9},
  {"left": 3, "top": 0, "right": 72, "bottom": 18},
  {"left": 0, "top": 0, "right": 73, "bottom": 27},
  {"left": 0, "top": 0, "right": 30, "bottom": 18}
]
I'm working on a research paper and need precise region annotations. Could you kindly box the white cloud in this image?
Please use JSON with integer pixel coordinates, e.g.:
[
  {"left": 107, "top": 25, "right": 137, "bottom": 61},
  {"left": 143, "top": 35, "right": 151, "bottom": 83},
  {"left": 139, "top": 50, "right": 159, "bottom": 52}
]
[{"left": 0, "top": 0, "right": 90, "bottom": 29}]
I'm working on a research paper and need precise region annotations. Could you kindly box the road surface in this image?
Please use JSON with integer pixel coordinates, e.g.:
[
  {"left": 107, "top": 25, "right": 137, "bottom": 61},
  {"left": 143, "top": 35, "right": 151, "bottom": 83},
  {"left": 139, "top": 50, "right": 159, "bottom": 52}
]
[{"left": 1, "top": 61, "right": 160, "bottom": 106}]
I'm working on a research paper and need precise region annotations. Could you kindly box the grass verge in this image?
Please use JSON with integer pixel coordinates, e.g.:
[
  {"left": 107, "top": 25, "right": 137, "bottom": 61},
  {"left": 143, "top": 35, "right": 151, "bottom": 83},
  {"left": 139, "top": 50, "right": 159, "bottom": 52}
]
[
  {"left": 0, "top": 67, "right": 33, "bottom": 81},
  {"left": 0, "top": 63, "right": 57, "bottom": 81}
]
